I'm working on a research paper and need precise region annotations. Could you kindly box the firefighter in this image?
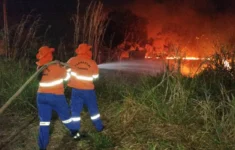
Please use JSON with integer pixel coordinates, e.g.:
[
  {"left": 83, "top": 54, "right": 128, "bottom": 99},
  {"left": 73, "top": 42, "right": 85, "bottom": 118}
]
[
  {"left": 36, "top": 46, "right": 77, "bottom": 150},
  {"left": 67, "top": 43, "right": 104, "bottom": 139}
]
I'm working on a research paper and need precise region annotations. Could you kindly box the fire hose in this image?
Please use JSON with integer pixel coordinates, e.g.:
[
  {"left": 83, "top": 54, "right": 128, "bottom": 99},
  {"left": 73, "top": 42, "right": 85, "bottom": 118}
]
[{"left": 0, "top": 60, "right": 69, "bottom": 115}]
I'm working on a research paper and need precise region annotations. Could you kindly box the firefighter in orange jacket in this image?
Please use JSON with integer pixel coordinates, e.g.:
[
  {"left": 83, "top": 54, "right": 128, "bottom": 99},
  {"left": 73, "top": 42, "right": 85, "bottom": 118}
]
[
  {"left": 67, "top": 43, "right": 104, "bottom": 139},
  {"left": 36, "top": 46, "right": 77, "bottom": 150}
]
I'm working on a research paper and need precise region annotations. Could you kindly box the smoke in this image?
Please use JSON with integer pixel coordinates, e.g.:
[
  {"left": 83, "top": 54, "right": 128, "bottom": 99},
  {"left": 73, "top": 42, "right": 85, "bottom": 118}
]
[{"left": 126, "top": 0, "right": 235, "bottom": 56}]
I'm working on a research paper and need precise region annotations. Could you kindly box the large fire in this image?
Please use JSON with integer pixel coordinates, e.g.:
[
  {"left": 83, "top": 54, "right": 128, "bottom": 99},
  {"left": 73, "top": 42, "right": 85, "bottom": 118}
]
[
  {"left": 117, "top": 0, "right": 235, "bottom": 76},
  {"left": 127, "top": 0, "right": 235, "bottom": 74},
  {"left": 145, "top": 56, "right": 210, "bottom": 76},
  {"left": 145, "top": 55, "right": 231, "bottom": 76}
]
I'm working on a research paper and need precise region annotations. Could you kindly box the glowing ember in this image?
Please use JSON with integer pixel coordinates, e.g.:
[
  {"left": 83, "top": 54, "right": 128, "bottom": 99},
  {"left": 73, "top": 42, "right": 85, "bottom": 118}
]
[
  {"left": 182, "top": 57, "right": 200, "bottom": 60},
  {"left": 165, "top": 57, "right": 181, "bottom": 60},
  {"left": 223, "top": 60, "right": 231, "bottom": 70},
  {"left": 146, "top": 56, "right": 211, "bottom": 60}
]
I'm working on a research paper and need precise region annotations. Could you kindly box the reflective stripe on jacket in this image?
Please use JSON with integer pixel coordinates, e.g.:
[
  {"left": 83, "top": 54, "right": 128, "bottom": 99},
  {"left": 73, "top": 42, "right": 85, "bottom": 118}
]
[
  {"left": 38, "top": 64, "right": 69, "bottom": 94},
  {"left": 67, "top": 56, "right": 98, "bottom": 90}
]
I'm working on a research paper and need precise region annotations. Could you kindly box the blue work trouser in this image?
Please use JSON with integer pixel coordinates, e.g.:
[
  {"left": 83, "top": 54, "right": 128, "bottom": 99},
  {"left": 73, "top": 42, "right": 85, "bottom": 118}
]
[
  {"left": 71, "top": 89, "right": 103, "bottom": 131},
  {"left": 37, "top": 93, "right": 76, "bottom": 149}
]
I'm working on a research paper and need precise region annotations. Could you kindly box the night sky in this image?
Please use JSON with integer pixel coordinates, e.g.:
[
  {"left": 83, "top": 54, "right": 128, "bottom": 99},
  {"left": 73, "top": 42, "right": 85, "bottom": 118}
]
[
  {"left": 1, "top": 0, "right": 235, "bottom": 28},
  {"left": 2, "top": 0, "right": 232, "bottom": 20},
  {"left": 1, "top": 0, "right": 235, "bottom": 47},
  {"left": 1, "top": 0, "right": 234, "bottom": 20},
  {"left": 2, "top": 0, "right": 131, "bottom": 16},
  {"left": 0, "top": 0, "right": 135, "bottom": 46}
]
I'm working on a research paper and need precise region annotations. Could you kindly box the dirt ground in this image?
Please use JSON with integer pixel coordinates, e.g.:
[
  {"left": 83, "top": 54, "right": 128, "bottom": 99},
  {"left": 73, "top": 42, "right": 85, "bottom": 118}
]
[{"left": 0, "top": 111, "right": 113, "bottom": 150}]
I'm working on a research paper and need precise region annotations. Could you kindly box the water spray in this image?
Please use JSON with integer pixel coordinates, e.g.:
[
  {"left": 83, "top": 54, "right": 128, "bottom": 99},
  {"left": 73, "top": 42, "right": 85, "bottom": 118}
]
[{"left": 98, "top": 59, "right": 166, "bottom": 75}]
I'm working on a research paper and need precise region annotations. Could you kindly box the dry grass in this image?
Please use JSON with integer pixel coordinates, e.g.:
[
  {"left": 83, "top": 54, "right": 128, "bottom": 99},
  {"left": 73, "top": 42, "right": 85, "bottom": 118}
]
[
  {"left": 1, "top": 58, "right": 235, "bottom": 149},
  {"left": 5, "top": 13, "right": 41, "bottom": 60},
  {"left": 71, "top": 0, "right": 109, "bottom": 62}
]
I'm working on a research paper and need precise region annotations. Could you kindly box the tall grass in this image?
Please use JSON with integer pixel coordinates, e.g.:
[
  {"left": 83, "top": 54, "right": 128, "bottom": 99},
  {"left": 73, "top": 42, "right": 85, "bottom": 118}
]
[
  {"left": 3, "top": 0, "right": 10, "bottom": 57},
  {"left": 0, "top": 59, "right": 37, "bottom": 114},
  {"left": 6, "top": 13, "right": 41, "bottom": 60},
  {"left": 95, "top": 66, "right": 235, "bottom": 149},
  {"left": 1, "top": 50, "right": 235, "bottom": 149},
  {"left": 72, "top": 0, "right": 109, "bottom": 62}
]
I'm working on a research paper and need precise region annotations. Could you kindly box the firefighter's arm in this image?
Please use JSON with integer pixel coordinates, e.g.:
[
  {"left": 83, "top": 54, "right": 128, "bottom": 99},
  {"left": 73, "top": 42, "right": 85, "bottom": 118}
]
[
  {"left": 61, "top": 66, "right": 71, "bottom": 81},
  {"left": 92, "top": 61, "right": 99, "bottom": 80},
  {"left": 62, "top": 59, "right": 72, "bottom": 81}
]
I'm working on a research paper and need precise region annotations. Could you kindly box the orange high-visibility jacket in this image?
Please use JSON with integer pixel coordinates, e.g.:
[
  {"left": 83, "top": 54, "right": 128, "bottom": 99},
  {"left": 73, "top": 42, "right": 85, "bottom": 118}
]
[
  {"left": 38, "top": 64, "right": 70, "bottom": 94},
  {"left": 67, "top": 56, "right": 99, "bottom": 90}
]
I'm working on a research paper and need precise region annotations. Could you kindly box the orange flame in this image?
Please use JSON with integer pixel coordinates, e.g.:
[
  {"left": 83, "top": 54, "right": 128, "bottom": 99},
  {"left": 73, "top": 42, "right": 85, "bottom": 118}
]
[{"left": 145, "top": 56, "right": 211, "bottom": 60}]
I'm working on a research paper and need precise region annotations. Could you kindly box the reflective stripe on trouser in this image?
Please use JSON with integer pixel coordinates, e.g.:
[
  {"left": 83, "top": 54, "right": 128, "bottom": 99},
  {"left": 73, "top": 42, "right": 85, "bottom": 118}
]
[
  {"left": 71, "top": 89, "right": 103, "bottom": 131},
  {"left": 37, "top": 93, "right": 76, "bottom": 149}
]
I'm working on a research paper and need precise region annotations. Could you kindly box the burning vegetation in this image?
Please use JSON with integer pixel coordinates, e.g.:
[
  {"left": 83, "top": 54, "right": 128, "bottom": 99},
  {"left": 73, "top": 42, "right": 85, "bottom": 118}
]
[
  {"left": 1, "top": 0, "right": 235, "bottom": 149},
  {"left": 102, "top": 0, "right": 235, "bottom": 76}
]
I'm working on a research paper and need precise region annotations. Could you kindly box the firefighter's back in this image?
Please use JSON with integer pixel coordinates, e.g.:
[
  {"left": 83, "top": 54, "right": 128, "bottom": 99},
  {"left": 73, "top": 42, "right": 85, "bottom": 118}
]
[{"left": 67, "top": 56, "right": 98, "bottom": 90}]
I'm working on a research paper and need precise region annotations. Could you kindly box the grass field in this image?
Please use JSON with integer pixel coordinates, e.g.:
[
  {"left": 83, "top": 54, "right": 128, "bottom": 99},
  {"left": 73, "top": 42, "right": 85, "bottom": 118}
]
[{"left": 1, "top": 58, "right": 235, "bottom": 150}]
